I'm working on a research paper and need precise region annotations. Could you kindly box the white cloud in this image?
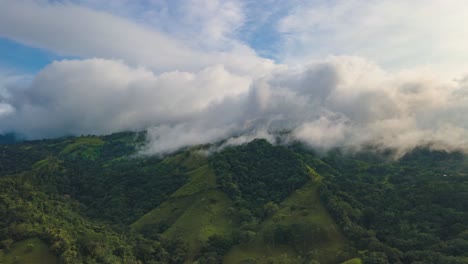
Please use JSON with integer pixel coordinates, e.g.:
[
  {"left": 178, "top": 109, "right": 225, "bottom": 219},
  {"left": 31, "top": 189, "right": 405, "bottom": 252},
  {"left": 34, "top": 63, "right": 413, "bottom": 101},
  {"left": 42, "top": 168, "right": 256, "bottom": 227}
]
[
  {"left": 0, "top": 103, "right": 14, "bottom": 117},
  {"left": 141, "top": 124, "right": 233, "bottom": 155},
  {"left": 0, "top": 70, "right": 31, "bottom": 127},
  {"left": 0, "top": 58, "right": 251, "bottom": 139},
  {"left": 277, "top": 0, "right": 468, "bottom": 76},
  {"left": 1, "top": 56, "right": 468, "bottom": 156},
  {"left": 1, "top": 1, "right": 468, "bottom": 156},
  {"left": 294, "top": 117, "right": 348, "bottom": 150},
  {"left": 254, "top": 56, "right": 468, "bottom": 155},
  {"left": 179, "top": 0, "right": 245, "bottom": 45},
  {"left": 0, "top": 0, "right": 275, "bottom": 76},
  {"left": 67, "top": 0, "right": 244, "bottom": 42},
  {"left": 0, "top": 1, "right": 190, "bottom": 70}
]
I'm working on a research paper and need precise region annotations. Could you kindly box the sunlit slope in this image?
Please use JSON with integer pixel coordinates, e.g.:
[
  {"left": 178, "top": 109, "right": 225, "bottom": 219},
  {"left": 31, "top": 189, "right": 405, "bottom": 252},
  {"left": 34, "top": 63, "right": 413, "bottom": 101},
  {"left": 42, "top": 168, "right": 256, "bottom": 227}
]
[
  {"left": 60, "top": 137, "right": 105, "bottom": 160},
  {"left": 132, "top": 140, "right": 360, "bottom": 263},
  {"left": 131, "top": 165, "right": 237, "bottom": 259},
  {"left": 2, "top": 238, "right": 58, "bottom": 264},
  {"left": 1, "top": 132, "right": 467, "bottom": 263},
  {"left": 131, "top": 164, "right": 218, "bottom": 230},
  {"left": 224, "top": 167, "right": 352, "bottom": 264}
]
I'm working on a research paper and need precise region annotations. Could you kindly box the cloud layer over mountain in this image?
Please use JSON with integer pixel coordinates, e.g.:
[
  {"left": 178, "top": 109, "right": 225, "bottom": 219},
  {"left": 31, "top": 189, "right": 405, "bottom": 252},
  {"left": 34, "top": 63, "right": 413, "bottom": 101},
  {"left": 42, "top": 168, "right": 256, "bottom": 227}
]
[
  {"left": 1, "top": 56, "right": 468, "bottom": 155},
  {"left": 1, "top": 0, "right": 468, "bottom": 155}
]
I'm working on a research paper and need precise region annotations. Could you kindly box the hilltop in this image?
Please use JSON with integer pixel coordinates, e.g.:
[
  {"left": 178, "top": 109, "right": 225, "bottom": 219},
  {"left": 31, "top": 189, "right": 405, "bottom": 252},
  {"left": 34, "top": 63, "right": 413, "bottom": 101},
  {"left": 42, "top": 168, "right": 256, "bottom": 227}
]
[{"left": 0, "top": 132, "right": 467, "bottom": 263}]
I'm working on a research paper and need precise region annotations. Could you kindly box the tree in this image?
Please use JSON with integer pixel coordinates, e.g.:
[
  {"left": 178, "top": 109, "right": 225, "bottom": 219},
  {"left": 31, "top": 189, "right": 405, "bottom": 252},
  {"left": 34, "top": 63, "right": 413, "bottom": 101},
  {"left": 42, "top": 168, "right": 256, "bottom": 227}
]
[{"left": 263, "top": 202, "right": 279, "bottom": 218}]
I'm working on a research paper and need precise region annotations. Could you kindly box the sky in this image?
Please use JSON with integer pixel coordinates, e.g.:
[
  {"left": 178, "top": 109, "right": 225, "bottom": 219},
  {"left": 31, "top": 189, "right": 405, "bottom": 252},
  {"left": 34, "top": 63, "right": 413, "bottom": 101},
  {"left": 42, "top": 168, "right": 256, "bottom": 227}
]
[{"left": 1, "top": 0, "right": 468, "bottom": 155}]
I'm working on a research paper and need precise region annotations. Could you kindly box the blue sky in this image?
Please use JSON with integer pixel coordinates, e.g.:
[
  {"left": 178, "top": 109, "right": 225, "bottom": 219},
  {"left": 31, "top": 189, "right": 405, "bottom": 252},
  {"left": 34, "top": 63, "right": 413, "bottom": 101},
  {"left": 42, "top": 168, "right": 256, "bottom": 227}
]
[
  {"left": 2, "top": 0, "right": 468, "bottom": 77},
  {"left": 1, "top": 0, "right": 468, "bottom": 154},
  {"left": 0, "top": 37, "right": 69, "bottom": 73},
  {"left": 0, "top": 0, "right": 283, "bottom": 75}
]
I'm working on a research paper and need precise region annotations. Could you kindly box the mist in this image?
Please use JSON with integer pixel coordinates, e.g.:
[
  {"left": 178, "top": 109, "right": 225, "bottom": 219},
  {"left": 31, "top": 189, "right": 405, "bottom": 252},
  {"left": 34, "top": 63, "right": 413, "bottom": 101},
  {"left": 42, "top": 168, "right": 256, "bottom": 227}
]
[{"left": 1, "top": 56, "right": 467, "bottom": 156}]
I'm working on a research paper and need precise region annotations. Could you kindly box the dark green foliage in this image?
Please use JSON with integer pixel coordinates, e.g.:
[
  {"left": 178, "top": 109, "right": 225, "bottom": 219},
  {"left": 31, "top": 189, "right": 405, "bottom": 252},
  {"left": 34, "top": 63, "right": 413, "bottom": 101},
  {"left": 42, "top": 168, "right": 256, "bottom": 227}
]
[
  {"left": 0, "top": 142, "right": 47, "bottom": 176},
  {"left": 2, "top": 132, "right": 468, "bottom": 263},
  {"left": 62, "top": 157, "right": 187, "bottom": 224},
  {"left": 212, "top": 139, "right": 310, "bottom": 217},
  {"left": 196, "top": 235, "right": 234, "bottom": 263},
  {"left": 314, "top": 148, "right": 468, "bottom": 264},
  {"left": 0, "top": 176, "right": 140, "bottom": 263},
  {"left": 0, "top": 132, "right": 190, "bottom": 263}
]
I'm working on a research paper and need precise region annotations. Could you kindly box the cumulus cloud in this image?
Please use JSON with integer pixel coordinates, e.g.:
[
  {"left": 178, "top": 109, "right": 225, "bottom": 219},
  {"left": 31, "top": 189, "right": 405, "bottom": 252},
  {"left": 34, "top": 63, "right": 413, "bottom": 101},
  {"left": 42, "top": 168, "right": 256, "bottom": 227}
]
[
  {"left": 0, "top": 0, "right": 275, "bottom": 76},
  {"left": 277, "top": 0, "right": 468, "bottom": 76},
  {"left": 2, "top": 1, "right": 468, "bottom": 156},
  {"left": 1, "top": 56, "right": 468, "bottom": 156},
  {"left": 250, "top": 56, "right": 468, "bottom": 155},
  {"left": 0, "top": 58, "right": 250, "bottom": 139},
  {"left": 0, "top": 103, "right": 14, "bottom": 117}
]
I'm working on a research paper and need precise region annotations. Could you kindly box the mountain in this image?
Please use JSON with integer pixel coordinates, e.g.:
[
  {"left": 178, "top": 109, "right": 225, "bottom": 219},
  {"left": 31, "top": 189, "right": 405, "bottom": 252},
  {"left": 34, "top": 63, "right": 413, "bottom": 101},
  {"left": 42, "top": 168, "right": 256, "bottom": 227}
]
[
  {"left": 0, "top": 132, "right": 467, "bottom": 264},
  {"left": 0, "top": 133, "right": 19, "bottom": 144}
]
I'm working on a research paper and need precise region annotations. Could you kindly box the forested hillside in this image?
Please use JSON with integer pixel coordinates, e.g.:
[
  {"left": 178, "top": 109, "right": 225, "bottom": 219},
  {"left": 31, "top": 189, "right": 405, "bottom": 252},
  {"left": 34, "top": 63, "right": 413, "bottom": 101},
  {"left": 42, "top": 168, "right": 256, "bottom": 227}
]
[{"left": 0, "top": 132, "right": 467, "bottom": 263}]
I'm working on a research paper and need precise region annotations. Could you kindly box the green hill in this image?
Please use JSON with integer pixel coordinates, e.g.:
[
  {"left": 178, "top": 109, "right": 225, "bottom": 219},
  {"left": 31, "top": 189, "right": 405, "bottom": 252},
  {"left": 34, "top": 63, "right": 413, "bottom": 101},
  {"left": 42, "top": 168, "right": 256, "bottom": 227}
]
[
  {"left": 224, "top": 167, "right": 350, "bottom": 264},
  {"left": 1, "top": 132, "right": 468, "bottom": 263},
  {"left": 131, "top": 165, "right": 238, "bottom": 260}
]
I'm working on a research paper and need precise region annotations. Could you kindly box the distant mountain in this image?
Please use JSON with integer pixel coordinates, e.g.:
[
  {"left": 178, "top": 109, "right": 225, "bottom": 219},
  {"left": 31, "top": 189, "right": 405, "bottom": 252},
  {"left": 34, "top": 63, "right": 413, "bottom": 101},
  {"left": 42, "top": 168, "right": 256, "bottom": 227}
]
[
  {"left": 0, "top": 132, "right": 467, "bottom": 264},
  {"left": 0, "top": 133, "right": 19, "bottom": 144}
]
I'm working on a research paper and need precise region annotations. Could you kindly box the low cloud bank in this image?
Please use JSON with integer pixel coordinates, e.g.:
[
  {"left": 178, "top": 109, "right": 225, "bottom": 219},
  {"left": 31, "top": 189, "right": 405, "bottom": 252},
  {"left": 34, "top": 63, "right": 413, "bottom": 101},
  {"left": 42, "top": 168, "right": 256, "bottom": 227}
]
[{"left": 1, "top": 56, "right": 468, "bottom": 156}]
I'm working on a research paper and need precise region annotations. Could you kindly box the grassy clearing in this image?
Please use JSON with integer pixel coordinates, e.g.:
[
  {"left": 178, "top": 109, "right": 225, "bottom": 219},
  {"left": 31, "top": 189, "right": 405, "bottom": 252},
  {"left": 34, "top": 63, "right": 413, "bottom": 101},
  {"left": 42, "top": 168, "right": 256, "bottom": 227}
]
[
  {"left": 2, "top": 237, "right": 58, "bottom": 264},
  {"left": 60, "top": 137, "right": 105, "bottom": 159},
  {"left": 131, "top": 165, "right": 216, "bottom": 230},
  {"left": 131, "top": 193, "right": 196, "bottom": 232},
  {"left": 342, "top": 257, "right": 363, "bottom": 264},
  {"left": 163, "top": 190, "right": 236, "bottom": 259},
  {"left": 162, "top": 151, "right": 208, "bottom": 171},
  {"left": 132, "top": 189, "right": 235, "bottom": 260},
  {"left": 61, "top": 137, "right": 105, "bottom": 153},
  {"left": 224, "top": 167, "right": 350, "bottom": 264},
  {"left": 32, "top": 158, "right": 58, "bottom": 170},
  {"left": 133, "top": 162, "right": 352, "bottom": 263},
  {"left": 170, "top": 165, "right": 216, "bottom": 198},
  {"left": 131, "top": 164, "right": 236, "bottom": 260}
]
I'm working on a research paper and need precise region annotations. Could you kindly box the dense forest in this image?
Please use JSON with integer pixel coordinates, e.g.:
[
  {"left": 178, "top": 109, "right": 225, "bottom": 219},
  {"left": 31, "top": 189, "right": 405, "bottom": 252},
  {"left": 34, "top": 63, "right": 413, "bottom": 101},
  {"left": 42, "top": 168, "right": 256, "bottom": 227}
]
[
  {"left": 0, "top": 132, "right": 467, "bottom": 263},
  {"left": 314, "top": 148, "right": 468, "bottom": 263}
]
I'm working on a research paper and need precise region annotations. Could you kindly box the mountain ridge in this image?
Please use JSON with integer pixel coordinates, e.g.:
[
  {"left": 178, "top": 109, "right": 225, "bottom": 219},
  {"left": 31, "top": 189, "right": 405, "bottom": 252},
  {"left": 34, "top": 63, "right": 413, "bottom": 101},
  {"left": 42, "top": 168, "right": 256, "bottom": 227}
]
[{"left": 1, "top": 132, "right": 467, "bottom": 263}]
